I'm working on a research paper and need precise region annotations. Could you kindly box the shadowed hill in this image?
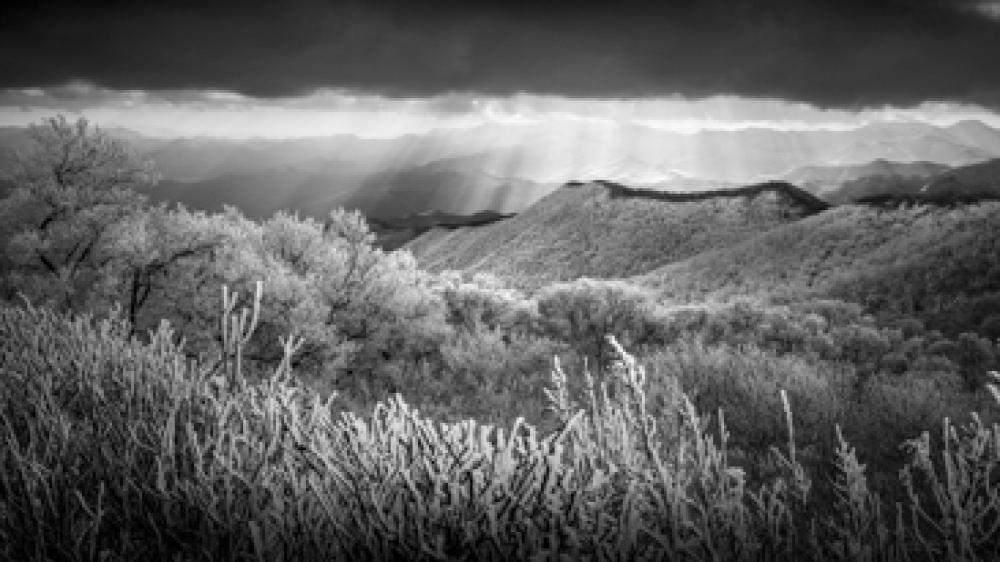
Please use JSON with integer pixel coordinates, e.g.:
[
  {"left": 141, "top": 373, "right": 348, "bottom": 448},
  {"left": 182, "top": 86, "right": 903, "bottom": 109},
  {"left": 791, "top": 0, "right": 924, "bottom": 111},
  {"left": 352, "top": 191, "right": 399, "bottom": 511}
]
[
  {"left": 844, "top": 157, "right": 1000, "bottom": 207},
  {"left": 406, "top": 180, "right": 825, "bottom": 289},
  {"left": 364, "top": 210, "right": 515, "bottom": 250},
  {"left": 783, "top": 160, "right": 951, "bottom": 203},
  {"left": 919, "top": 157, "right": 1000, "bottom": 201},
  {"left": 787, "top": 157, "right": 1000, "bottom": 206},
  {"left": 635, "top": 201, "right": 1000, "bottom": 332}
]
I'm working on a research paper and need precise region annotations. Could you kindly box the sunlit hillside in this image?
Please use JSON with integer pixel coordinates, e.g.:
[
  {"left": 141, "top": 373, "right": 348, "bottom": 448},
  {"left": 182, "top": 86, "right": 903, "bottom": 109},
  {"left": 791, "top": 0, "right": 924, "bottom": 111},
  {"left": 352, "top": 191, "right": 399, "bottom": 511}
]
[
  {"left": 636, "top": 201, "right": 1000, "bottom": 332},
  {"left": 407, "top": 180, "right": 824, "bottom": 288}
]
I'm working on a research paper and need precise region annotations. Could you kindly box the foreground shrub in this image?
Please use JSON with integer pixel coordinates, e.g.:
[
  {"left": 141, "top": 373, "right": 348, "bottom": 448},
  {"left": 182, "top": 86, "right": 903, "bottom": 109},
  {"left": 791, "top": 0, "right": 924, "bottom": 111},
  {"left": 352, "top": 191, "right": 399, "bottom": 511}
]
[{"left": 2, "top": 291, "right": 1000, "bottom": 560}]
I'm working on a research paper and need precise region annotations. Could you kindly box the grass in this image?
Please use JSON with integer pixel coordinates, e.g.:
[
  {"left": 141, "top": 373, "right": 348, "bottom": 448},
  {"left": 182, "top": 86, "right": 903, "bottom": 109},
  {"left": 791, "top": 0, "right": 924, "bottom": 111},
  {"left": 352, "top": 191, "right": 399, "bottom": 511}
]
[{"left": 2, "top": 285, "right": 1000, "bottom": 560}]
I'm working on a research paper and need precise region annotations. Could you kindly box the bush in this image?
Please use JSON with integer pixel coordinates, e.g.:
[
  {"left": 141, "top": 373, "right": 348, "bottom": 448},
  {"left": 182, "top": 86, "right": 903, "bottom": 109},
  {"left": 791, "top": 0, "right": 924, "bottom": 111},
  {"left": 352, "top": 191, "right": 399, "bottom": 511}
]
[
  {"left": 953, "top": 332, "right": 998, "bottom": 390},
  {"left": 981, "top": 314, "right": 1000, "bottom": 341},
  {"left": 405, "top": 328, "right": 565, "bottom": 426},
  {"left": 537, "top": 278, "right": 664, "bottom": 368},
  {"left": 437, "top": 272, "right": 537, "bottom": 335},
  {"left": 3, "top": 295, "right": 1000, "bottom": 560},
  {"left": 645, "top": 340, "right": 849, "bottom": 456}
]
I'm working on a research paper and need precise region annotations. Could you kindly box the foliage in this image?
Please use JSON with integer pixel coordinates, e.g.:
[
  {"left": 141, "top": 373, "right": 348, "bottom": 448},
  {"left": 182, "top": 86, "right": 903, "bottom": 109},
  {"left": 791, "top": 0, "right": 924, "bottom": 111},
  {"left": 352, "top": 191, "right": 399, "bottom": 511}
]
[
  {"left": 0, "top": 127, "right": 451, "bottom": 394},
  {"left": 3, "top": 296, "right": 1000, "bottom": 560},
  {"left": 650, "top": 297, "right": 999, "bottom": 386},
  {"left": 644, "top": 339, "right": 850, "bottom": 457},
  {"left": 435, "top": 271, "right": 537, "bottom": 335},
  {"left": 638, "top": 202, "right": 1000, "bottom": 338},
  {"left": 97, "top": 203, "right": 229, "bottom": 332},
  {"left": 0, "top": 116, "right": 155, "bottom": 308},
  {"left": 537, "top": 278, "right": 665, "bottom": 369}
]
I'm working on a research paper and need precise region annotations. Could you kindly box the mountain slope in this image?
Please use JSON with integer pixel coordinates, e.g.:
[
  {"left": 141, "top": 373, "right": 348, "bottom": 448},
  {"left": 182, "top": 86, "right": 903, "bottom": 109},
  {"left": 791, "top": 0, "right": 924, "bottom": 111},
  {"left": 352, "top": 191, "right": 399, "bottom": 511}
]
[
  {"left": 634, "top": 202, "right": 1000, "bottom": 331},
  {"left": 945, "top": 120, "right": 1000, "bottom": 154},
  {"left": 920, "top": 157, "right": 1000, "bottom": 201},
  {"left": 342, "top": 153, "right": 549, "bottom": 218},
  {"left": 783, "top": 159, "right": 951, "bottom": 203},
  {"left": 823, "top": 136, "right": 991, "bottom": 167},
  {"left": 406, "top": 180, "right": 825, "bottom": 288},
  {"left": 785, "top": 159, "right": 948, "bottom": 187},
  {"left": 367, "top": 210, "right": 514, "bottom": 251}
]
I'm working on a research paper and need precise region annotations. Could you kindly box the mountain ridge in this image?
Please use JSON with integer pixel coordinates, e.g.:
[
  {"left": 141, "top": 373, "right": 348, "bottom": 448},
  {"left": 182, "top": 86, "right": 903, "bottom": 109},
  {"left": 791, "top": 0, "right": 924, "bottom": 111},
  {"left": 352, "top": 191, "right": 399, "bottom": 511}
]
[
  {"left": 406, "top": 179, "right": 824, "bottom": 288},
  {"left": 579, "top": 179, "right": 832, "bottom": 214}
]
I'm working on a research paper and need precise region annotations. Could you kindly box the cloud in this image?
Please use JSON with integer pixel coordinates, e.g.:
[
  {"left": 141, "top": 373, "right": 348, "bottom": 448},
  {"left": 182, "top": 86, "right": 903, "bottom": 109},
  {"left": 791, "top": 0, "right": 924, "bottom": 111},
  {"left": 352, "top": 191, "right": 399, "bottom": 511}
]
[
  {"left": 1, "top": 0, "right": 999, "bottom": 108},
  {"left": 970, "top": 0, "right": 1000, "bottom": 20}
]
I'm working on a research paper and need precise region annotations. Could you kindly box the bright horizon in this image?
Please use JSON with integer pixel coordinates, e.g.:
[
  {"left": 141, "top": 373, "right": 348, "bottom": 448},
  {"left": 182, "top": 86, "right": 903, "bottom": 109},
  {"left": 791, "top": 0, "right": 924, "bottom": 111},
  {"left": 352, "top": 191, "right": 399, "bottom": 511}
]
[{"left": 3, "top": 84, "right": 1000, "bottom": 140}]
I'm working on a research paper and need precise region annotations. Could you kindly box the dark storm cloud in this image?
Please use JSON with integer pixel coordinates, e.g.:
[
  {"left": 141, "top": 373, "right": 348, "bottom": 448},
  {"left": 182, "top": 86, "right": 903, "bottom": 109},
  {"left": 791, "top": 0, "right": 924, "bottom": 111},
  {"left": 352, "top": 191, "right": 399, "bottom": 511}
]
[{"left": 2, "top": 0, "right": 1000, "bottom": 108}]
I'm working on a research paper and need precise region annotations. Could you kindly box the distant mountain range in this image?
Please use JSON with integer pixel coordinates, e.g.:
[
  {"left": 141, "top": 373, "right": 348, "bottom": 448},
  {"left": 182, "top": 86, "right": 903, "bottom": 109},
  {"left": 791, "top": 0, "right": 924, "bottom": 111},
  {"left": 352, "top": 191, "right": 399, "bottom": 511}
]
[
  {"left": 920, "top": 158, "right": 1000, "bottom": 201},
  {"left": 784, "top": 156, "right": 1000, "bottom": 204},
  {"left": 1, "top": 119, "right": 999, "bottom": 221},
  {"left": 782, "top": 160, "right": 951, "bottom": 203}
]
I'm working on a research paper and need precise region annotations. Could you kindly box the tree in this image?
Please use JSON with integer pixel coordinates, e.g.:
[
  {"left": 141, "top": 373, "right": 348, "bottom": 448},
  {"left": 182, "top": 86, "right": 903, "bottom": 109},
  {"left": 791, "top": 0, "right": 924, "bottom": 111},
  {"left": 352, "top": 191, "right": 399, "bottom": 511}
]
[
  {"left": 0, "top": 116, "right": 156, "bottom": 309},
  {"left": 225, "top": 209, "right": 448, "bottom": 390},
  {"left": 437, "top": 272, "right": 532, "bottom": 334},
  {"left": 98, "top": 204, "right": 228, "bottom": 335}
]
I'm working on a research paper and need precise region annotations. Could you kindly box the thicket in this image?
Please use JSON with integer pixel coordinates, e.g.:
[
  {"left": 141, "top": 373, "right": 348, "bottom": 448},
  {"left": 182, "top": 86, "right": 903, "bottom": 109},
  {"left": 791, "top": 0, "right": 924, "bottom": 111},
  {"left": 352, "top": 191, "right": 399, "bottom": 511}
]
[{"left": 3, "top": 292, "right": 1000, "bottom": 560}]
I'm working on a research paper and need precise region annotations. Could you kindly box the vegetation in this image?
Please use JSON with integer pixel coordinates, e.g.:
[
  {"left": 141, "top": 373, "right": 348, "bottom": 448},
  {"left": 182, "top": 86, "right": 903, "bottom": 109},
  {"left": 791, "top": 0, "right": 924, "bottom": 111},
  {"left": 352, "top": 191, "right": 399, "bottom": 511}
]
[
  {"left": 637, "top": 202, "right": 1000, "bottom": 335},
  {"left": 2, "top": 296, "right": 1000, "bottom": 560},
  {"left": 407, "top": 180, "right": 816, "bottom": 289},
  {"left": 2, "top": 116, "right": 1000, "bottom": 560}
]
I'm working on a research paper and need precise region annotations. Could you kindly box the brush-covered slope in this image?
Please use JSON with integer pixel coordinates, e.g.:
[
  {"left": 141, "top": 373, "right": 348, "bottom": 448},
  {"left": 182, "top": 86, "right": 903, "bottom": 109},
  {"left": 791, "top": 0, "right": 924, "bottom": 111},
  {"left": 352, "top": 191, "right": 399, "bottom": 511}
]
[
  {"left": 406, "top": 180, "right": 826, "bottom": 288},
  {"left": 636, "top": 202, "right": 1000, "bottom": 330}
]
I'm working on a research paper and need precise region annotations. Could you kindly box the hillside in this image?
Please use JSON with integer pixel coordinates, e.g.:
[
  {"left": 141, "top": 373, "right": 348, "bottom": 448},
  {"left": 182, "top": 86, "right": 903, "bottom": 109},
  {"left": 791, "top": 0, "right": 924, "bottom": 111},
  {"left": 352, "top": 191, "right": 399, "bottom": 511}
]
[
  {"left": 824, "top": 135, "right": 992, "bottom": 167},
  {"left": 635, "top": 201, "right": 1000, "bottom": 332},
  {"left": 784, "top": 159, "right": 949, "bottom": 202},
  {"left": 784, "top": 159, "right": 947, "bottom": 185},
  {"left": 782, "top": 156, "right": 1000, "bottom": 205},
  {"left": 920, "top": 157, "right": 1000, "bottom": 201},
  {"left": 365, "top": 210, "right": 514, "bottom": 250},
  {"left": 946, "top": 119, "right": 1000, "bottom": 154},
  {"left": 341, "top": 156, "right": 548, "bottom": 218},
  {"left": 406, "top": 180, "right": 824, "bottom": 289}
]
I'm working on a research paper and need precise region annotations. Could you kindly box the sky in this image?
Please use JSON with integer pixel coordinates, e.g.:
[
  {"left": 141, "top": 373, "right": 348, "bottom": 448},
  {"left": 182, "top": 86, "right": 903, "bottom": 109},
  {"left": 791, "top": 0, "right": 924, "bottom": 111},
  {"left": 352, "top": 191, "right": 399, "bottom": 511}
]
[{"left": 2, "top": 0, "right": 1000, "bottom": 138}]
